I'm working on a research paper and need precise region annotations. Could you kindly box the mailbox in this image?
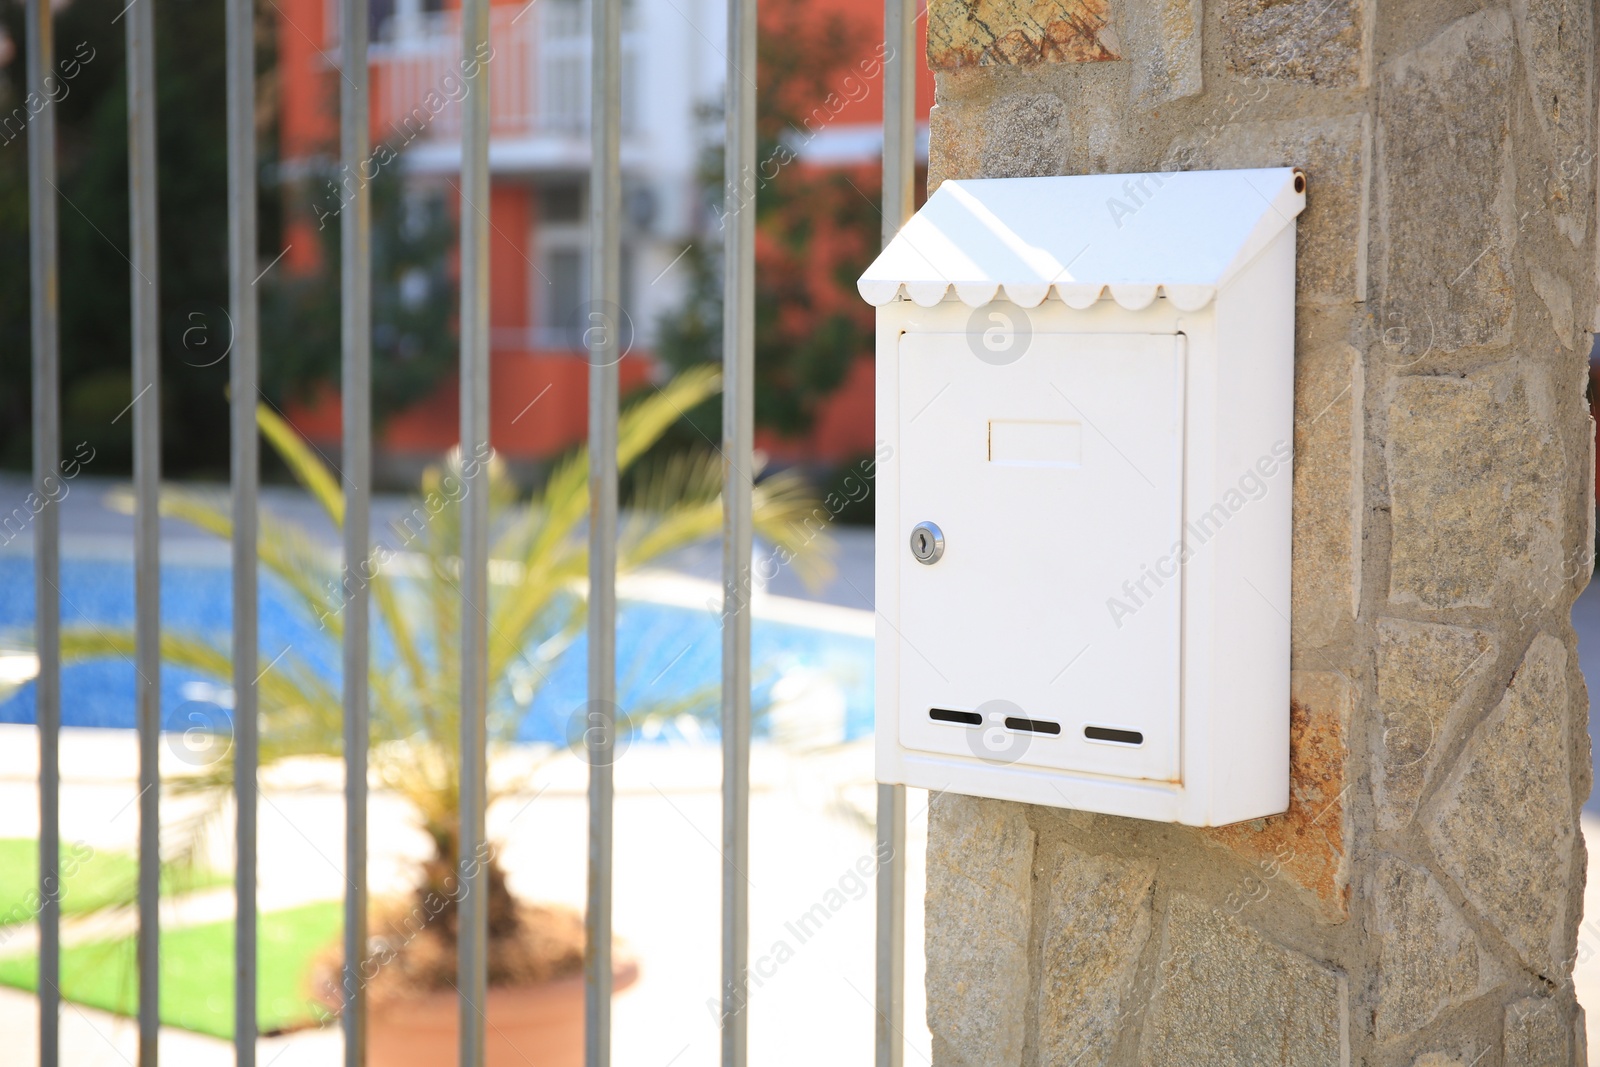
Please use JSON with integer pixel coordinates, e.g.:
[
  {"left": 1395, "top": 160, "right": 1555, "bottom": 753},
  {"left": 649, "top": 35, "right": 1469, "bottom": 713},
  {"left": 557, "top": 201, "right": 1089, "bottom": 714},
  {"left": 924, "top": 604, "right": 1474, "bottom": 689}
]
[{"left": 860, "top": 168, "right": 1305, "bottom": 826}]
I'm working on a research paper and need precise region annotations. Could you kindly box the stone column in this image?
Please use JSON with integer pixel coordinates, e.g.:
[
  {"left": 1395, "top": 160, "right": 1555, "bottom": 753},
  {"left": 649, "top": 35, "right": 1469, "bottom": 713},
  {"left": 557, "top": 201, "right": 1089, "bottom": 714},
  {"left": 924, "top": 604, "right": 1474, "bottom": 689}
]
[{"left": 918, "top": 0, "right": 1597, "bottom": 1063}]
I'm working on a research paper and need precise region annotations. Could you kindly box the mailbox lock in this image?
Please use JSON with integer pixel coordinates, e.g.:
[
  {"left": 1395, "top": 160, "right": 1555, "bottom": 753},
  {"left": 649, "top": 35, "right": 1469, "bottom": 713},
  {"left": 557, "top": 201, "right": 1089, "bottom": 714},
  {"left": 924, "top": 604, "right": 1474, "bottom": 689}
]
[{"left": 910, "top": 521, "right": 945, "bottom": 565}]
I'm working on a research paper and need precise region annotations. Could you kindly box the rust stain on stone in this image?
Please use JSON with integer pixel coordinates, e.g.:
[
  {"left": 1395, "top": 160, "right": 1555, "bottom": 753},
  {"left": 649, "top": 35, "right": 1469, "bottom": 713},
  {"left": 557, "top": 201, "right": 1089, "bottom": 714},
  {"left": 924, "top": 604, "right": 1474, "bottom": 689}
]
[
  {"left": 1202, "top": 679, "right": 1351, "bottom": 921},
  {"left": 928, "top": 0, "right": 1122, "bottom": 70}
]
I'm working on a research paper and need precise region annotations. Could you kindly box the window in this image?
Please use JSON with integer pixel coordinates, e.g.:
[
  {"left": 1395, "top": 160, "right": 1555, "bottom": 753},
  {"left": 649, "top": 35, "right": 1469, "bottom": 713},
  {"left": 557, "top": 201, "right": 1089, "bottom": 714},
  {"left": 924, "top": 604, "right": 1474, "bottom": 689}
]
[
  {"left": 536, "top": 229, "right": 637, "bottom": 350},
  {"left": 543, "top": 247, "right": 585, "bottom": 348},
  {"left": 541, "top": 184, "right": 584, "bottom": 223}
]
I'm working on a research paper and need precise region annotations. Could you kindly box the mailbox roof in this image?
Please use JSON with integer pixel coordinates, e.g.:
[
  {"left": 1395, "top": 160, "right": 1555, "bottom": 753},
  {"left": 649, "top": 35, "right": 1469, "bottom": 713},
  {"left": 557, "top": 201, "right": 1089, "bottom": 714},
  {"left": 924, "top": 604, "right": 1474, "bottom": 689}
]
[{"left": 857, "top": 167, "right": 1305, "bottom": 311}]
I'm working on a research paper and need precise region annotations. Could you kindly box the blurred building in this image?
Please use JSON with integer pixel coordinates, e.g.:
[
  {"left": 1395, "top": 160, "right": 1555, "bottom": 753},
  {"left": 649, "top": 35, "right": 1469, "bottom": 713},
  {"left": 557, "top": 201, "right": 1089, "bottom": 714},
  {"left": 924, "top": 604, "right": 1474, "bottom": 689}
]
[{"left": 273, "top": 0, "right": 931, "bottom": 469}]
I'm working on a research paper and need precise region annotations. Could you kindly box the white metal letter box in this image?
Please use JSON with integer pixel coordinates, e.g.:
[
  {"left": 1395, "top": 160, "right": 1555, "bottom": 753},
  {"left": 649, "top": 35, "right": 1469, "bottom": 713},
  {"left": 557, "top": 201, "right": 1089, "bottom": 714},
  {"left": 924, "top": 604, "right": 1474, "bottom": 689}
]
[{"left": 860, "top": 168, "right": 1306, "bottom": 826}]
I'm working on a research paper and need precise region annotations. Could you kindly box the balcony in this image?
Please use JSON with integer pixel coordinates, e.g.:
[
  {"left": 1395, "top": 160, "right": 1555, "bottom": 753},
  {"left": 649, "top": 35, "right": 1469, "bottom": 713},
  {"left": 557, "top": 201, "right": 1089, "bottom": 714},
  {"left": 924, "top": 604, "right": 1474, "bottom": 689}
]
[{"left": 369, "top": 3, "right": 644, "bottom": 172}]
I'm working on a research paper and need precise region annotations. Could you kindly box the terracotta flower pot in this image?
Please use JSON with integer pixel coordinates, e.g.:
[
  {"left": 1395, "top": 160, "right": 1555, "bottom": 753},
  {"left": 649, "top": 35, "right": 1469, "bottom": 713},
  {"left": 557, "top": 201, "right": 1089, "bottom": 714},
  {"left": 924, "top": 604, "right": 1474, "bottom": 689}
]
[{"left": 367, "top": 959, "right": 639, "bottom": 1067}]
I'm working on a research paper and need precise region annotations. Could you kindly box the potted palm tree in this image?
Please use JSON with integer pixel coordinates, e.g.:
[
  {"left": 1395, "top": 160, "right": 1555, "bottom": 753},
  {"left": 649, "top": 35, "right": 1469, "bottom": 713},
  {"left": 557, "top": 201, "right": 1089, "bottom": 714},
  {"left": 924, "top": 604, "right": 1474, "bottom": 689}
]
[{"left": 60, "top": 367, "right": 833, "bottom": 1064}]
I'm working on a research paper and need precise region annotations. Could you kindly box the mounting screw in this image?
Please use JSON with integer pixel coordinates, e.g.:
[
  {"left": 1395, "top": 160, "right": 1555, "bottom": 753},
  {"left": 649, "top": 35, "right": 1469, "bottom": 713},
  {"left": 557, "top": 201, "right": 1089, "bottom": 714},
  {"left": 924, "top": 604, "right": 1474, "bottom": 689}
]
[{"left": 910, "top": 521, "right": 945, "bottom": 565}]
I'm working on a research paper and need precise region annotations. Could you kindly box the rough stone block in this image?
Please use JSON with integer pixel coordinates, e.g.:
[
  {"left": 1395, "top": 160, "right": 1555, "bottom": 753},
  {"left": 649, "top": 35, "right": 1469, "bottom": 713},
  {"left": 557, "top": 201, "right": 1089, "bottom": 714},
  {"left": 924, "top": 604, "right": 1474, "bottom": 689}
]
[
  {"left": 1505, "top": 996, "right": 1571, "bottom": 1064},
  {"left": 978, "top": 92, "right": 1071, "bottom": 178},
  {"left": 927, "top": 0, "right": 1121, "bottom": 69},
  {"left": 1289, "top": 330, "right": 1362, "bottom": 648},
  {"left": 927, "top": 102, "right": 974, "bottom": 193},
  {"left": 1530, "top": 264, "right": 1578, "bottom": 349},
  {"left": 1511, "top": 0, "right": 1595, "bottom": 251},
  {"left": 1372, "top": 855, "right": 1506, "bottom": 1039},
  {"left": 1409, "top": 1053, "right": 1497, "bottom": 1067},
  {"left": 925, "top": 792, "right": 1035, "bottom": 1066},
  {"left": 1510, "top": 0, "right": 1594, "bottom": 155},
  {"left": 1203, "top": 671, "right": 1350, "bottom": 922},
  {"left": 1123, "top": 0, "right": 1201, "bottom": 107},
  {"left": 1218, "top": 0, "right": 1367, "bottom": 86},
  {"left": 1408, "top": 1050, "right": 1501, "bottom": 1066},
  {"left": 1427, "top": 634, "right": 1576, "bottom": 975},
  {"left": 1034, "top": 842, "right": 1156, "bottom": 1064},
  {"left": 1372, "top": 619, "right": 1496, "bottom": 831},
  {"left": 1137, "top": 895, "right": 1346, "bottom": 1064},
  {"left": 1377, "top": 10, "right": 1516, "bottom": 353},
  {"left": 1168, "top": 115, "right": 1369, "bottom": 305},
  {"left": 1385, "top": 366, "right": 1565, "bottom": 611}
]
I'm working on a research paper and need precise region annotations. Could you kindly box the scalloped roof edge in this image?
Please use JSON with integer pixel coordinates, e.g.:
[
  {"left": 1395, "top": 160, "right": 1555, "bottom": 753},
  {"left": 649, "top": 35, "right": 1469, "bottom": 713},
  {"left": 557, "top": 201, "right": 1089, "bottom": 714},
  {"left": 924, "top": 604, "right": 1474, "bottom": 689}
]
[{"left": 856, "top": 280, "right": 1221, "bottom": 311}]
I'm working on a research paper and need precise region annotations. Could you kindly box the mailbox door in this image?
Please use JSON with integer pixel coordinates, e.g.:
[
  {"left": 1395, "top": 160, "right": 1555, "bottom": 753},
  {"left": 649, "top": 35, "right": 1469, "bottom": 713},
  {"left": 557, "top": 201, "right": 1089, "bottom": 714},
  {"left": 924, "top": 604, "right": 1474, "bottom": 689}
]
[{"left": 896, "top": 329, "right": 1185, "bottom": 783}]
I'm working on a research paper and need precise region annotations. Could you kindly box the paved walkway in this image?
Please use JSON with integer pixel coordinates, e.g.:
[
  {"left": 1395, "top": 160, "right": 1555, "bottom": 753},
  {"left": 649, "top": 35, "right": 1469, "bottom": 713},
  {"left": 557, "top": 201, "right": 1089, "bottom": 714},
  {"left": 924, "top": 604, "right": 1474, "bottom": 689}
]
[{"left": 0, "top": 727, "right": 931, "bottom": 1067}]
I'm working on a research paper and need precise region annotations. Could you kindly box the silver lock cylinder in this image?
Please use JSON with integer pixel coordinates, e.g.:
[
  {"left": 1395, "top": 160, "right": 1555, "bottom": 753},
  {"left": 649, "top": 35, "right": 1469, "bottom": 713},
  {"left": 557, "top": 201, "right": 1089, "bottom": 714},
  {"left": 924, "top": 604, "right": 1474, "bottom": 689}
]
[{"left": 910, "top": 521, "right": 945, "bottom": 564}]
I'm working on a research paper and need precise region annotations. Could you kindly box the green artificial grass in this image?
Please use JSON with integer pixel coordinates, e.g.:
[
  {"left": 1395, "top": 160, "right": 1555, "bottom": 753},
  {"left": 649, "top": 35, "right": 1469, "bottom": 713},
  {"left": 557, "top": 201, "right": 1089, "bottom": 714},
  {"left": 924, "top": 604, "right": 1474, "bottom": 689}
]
[
  {"left": 0, "top": 901, "right": 343, "bottom": 1039},
  {"left": 0, "top": 839, "right": 228, "bottom": 925}
]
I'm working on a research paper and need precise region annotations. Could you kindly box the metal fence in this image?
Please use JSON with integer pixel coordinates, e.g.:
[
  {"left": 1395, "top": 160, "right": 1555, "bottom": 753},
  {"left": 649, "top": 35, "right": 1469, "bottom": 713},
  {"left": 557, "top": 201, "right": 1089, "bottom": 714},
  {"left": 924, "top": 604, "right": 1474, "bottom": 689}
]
[{"left": 22, "top": 0, "right": 917, "bottom": 1061}]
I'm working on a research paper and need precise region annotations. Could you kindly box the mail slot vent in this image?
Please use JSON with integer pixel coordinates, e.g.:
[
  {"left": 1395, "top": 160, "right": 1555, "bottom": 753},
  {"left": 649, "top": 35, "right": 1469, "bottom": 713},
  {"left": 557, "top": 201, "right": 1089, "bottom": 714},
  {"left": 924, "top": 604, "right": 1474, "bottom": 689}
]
[
  {"left": 929, "top": 708, "right": 982, "bottom": 726},
  {"left": 1084, "top": 725, "right": 1145, "bottom": 746},
  {"left": 1004, "top": 716, "right": 1061, "bottom": 735}
]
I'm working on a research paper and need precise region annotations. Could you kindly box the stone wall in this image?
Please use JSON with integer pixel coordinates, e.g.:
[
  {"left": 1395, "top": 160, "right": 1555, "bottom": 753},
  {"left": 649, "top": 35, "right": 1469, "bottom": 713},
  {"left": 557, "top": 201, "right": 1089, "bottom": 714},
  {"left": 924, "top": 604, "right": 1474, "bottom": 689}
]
[{"left": 919, "top": 0, "right": 1598, "bottom": 1062}]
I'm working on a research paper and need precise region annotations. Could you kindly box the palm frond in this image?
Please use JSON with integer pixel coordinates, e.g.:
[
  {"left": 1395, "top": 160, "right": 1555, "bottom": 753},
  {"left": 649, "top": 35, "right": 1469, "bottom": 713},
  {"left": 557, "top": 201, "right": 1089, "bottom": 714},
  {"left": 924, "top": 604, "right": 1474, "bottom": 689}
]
[
  {"left": 750, "top": 469, "right": 839, "bottom": 592},
  {"left": 618, "top": 454, "right": 838, "bottom": 591},
  {"left": 368, "top": 571, "right": 429, "bottom": 708},
  {"left": 103, "top": 487, "right": 341, "bottom": 637},
  {"left": 487, "top": 372, "right": 723, "bottom": 688},
  {"left": 625, "top": 450, "right": 722, "bottom": 514},
  {"left": 257, "top": 402, "right": 345, "bottom": 527},
  {"left": 616, "top": 366, "right": 722, "bottom": 472},
  {"left": 522, "top": 367, "right": 722, "bottom": 568},
  {"left": 58, "top": 628, "right": 347, "bottom": 799}
]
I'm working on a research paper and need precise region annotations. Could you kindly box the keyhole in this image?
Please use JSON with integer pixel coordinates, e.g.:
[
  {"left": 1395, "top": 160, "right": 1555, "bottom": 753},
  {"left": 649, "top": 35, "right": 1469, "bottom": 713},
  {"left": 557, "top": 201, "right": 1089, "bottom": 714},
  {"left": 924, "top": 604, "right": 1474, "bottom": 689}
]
[{"left": 910, "top": 521, "right": 944, "bottom": 565}]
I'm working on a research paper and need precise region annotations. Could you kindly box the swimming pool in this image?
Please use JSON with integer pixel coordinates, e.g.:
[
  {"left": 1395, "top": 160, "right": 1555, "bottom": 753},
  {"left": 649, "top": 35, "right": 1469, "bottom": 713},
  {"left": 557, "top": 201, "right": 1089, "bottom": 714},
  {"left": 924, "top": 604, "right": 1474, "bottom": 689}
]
[{"left": 0, "top": 551, "right": 875, "bottom": 747}]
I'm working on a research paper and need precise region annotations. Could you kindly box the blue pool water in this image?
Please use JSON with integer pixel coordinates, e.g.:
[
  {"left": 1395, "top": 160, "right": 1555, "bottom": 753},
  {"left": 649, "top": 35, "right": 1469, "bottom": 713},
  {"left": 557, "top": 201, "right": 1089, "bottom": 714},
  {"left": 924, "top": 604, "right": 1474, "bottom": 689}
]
[{"left": 0, "top": 554, "right": 874, "bottom": 745}]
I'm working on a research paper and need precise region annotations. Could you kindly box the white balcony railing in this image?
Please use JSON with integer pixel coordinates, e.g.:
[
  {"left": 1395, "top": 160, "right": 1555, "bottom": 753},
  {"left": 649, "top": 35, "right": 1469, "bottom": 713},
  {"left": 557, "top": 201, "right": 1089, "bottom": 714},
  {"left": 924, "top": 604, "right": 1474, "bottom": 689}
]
[{"left": 371, "top": 2, "right": 639, "bottom": 142}]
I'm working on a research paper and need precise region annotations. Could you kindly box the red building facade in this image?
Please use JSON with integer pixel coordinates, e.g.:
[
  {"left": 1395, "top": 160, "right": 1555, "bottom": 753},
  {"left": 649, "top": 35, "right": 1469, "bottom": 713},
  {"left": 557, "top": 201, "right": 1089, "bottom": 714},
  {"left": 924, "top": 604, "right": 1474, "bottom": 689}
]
[{"left": 274, "top": 0, "right": 930, "bottom": 467}]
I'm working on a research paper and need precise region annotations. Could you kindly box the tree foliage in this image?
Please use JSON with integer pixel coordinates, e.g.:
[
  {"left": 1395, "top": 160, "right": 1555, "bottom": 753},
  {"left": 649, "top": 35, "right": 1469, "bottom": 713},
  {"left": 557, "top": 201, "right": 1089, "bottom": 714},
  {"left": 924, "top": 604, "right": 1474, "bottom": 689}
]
[
  {"left": 260, "top": 167, "right": 459, "bottom": 420},
  {"left": 0, "top": 0, "right": 457, "bottom": 476},
  {"left": 0, "top": 0, "right": 241, "bottom": 476},
  {"left": 652, "top": 0, "right": 881, "bottom": 441}
]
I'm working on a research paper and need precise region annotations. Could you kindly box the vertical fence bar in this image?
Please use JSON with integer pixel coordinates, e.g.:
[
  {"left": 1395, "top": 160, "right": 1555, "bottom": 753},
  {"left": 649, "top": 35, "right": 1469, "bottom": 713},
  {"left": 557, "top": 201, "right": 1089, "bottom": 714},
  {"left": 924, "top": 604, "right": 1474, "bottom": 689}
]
[
  {"left": 872, "top": 781, "right": 904, "bottom": 1067},
  {"left": 875, "top": 5, "right": 915, "bottom": 1064},
  {"left": 457, "top": 0, "right": 491, "bottom": 1058},
  {"left": 25, "top": 0, "right": 61, "bottom": 1061},
  {"left": 225, "top": 0, "right": 260, "bottom": 1058},
  {"left": 127, "top": 0, "right": 163, "bottom": 1059},
  {"left": 719, "top": 0, "right": 755, "bottom": 1059},
  {"left": 584, "top": 0, "right": 621, "bottom": 1057},
  {"left": 339, "top": 0, "right": 372, "bottom": 1059}
]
